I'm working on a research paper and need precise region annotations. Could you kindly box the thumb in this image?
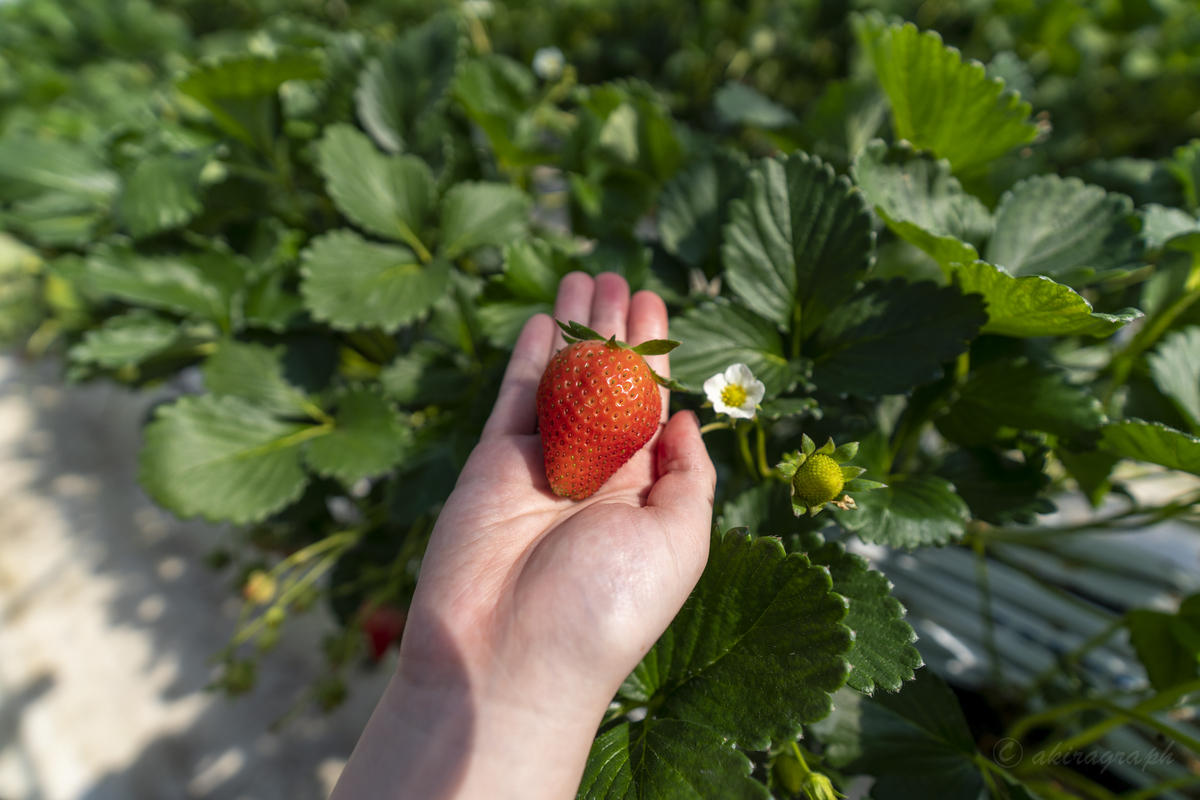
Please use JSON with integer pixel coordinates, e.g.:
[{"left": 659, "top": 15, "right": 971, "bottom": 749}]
[{"left": 647, "top": 411, "right": 717, "bottom": 539}]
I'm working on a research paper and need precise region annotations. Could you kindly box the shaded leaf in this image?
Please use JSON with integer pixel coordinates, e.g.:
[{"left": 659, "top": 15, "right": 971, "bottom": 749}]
[
  {"left": 119, "top": 152, "right": 207, "bottom": 239},
  {"left": 354, "top": 14, "right": 460, "bottom": 153},
  {"left": 851, "top": 140, "right": 991, "bottom": 268},
  {"left": 1148, "top": 327, "right": 1200, "bottom": 428},
  {"left": 810, "top": 279, "right": 986, "bottom": 398},
  {"left": 938, "top": 357, "right": 1104, "bottom": 446},
  {"left": 1127, "top": 596, "right": 1200, "bottom": 692},
  {"left": 68, "top": 311, "right": 183, "bottom": 369},
  {"left": 380, "top": 342, "right": 473, "bottom": 406},
  {"left": 0, "top": 138, "right": 118, "bottom": 201},
  {"left": 986, "top": 175, "right": 1143, "bottom": 284},
  {"left": 658, "top": 151, "right": 749, "bottom": 270},
  {"left": 438, "top": 181, "right": 531, "bottom": 258},
  {"left": 305, "top": 389, "right": 411, "bottom": 485},
  {"left": 669, "top": 302, "right": 795, "bottom": 397},
  {"left": 937, "top": 447, "right": 1055, "bottom": 525},
  {"left": 714, "top": 82, "right": 797, "bottom": 129},
  {"left": 203, "top": 340, "right": 312, "bottom": 418},
  {"left": 177, "top": 49, "right": 323, "bottom": 150},
  {"left": 818, "top": 670, "right": 984, "bottom": 800},
  {"left": 85, "top": 242, "right": 245, "bottom": 327},
  {"left": 722, "top": 151, "right": 875, "bottom": 336}
]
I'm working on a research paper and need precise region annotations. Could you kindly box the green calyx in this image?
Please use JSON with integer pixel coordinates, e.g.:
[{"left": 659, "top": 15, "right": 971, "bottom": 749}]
[
  {"left": 556, "top": 318, "right": 692, "bottom": 392},
  {"left": 776, "top": 434, "right": 886, "bottom": 517}
]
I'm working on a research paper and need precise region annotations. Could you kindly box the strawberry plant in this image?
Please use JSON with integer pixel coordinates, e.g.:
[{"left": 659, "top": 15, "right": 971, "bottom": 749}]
[{"left": 4, "top": 1, "right": 1200, "bottom": 798}]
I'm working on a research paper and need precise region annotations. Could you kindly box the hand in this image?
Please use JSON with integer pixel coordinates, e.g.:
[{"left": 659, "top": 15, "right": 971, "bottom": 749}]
[{"left": 331, "top": 273, "right": 717, "bottom": 800}]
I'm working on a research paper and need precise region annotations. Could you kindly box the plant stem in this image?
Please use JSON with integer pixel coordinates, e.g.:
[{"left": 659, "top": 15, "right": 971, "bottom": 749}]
[
  {"left": 1025, "top": 616, "right": 1127, "bottom": 698},
  {"left": 754, "top": 419, "right": 774, "bottom": 478},
  {"left": 1106, "top": 284, "right": 1200, "bottom": 401},
  {"left": 1121, "top": 773, "right": 1200, "bottom": 800},
  {"left": 736, "top": 425, "right": 759, "bottom": 480},
  {"left": 699, "top": 421, "right": 733, "bottom": 434},
  {"left": 970, "top": 533, "right": 1004, "bottom": 688}
]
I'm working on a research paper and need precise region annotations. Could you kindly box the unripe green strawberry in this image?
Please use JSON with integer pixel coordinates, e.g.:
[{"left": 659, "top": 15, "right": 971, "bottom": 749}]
[
  {"left": 537, "top": 339, "right": 662, "bottom": 500},
  {"left": 791, "top": 454, "right": 845, "bottom": 507}
]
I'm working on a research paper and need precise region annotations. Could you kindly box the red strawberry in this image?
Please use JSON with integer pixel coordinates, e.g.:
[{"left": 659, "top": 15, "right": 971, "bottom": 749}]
[
  {"left": 535, "top": 321, "right": 681, "bottom": 500},
  {"left": 359, "top": 603, "right": 406, "bottom": 660}
]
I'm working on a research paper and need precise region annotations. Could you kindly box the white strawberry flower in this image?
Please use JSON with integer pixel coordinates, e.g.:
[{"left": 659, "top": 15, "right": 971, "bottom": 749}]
[
  {"left": 532, "top": 47, "right": 565, "bottom": 81},
  {"left": 703, "top": 363, "right": 766, "bottom": 419}
]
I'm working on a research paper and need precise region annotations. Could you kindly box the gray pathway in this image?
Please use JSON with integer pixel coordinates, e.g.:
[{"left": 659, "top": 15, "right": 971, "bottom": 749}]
[{"left": 0, "top": 356, "right": 390, "bottom": 800}]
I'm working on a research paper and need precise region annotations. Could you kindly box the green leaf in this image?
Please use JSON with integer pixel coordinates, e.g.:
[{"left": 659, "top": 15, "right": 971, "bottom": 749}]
[
  {"left": 68, "top": 311, "right": 183, "bottom": 369},
  {"left": 478, "top": 239, "right": 581, "bottom": 348},
  {"left": 299, "top": 230, "right": 451, "bottom": 332},
  {"left": 937, "top": 358, "right": 1104, "bottom": 446},
  {"left": 937, "top": 447, "right": 1055, "bottom": 525},
  {"left": 836, "top": 473, "right": 969, "bottom": 548},
  {"left": 316, "top": 124, "right": 436, "bottom": 249},
  {"left": 305, "top": 389, "right": 411, "bottom": 485},
  {"left": 139, "top": 394, "right": 313, "bottom": 524},
  {"left": 438, "top": 181, "right": 531, "bottom": 258},
  {"left": 578, "top": 719, "right": 768, "bottom": 800},
  {"left": 810, "top": 279, "right": 986, "bottom": 398},
  {"left": 0, "top": 138, "right": 118, "bottom": 201},
  {"left": 801, "top": 533, "right": 922, "bottom": 694},
  {"left": 1171, "top": 139, "right": 1200, "bottom": 212},
  {"left": 851, "top": 140, "right": 990, "bottom": 268},
  {"left": 985, "top": 175, "right": 1143, "bottom": 284},
  {"left": 1056, "top": 446, "right": 1122, "bottom": 508},
  {"left": 948, "top": 260, "right": 1142, "bottom": 338},
  {"left": 1142, "top": 204, "right": 1200, "bottom": 251},
  {"left": 713, "top": 82, "right": 797, "bottom": 129},
  {"left": 119, "top": 152, "right": 207, "bottom": 239},
  {"left": 669, "top": 302, "right": 795, "bottom": 396},
  {"left": 859, "top": 17, "right": 1037, "bottom": 176},
  {"left": 722, "top": 151, "right": 875, "bottom": 336},
  {"left": 1148, "top": 327, "right": 1200, "bottom": 428},
  {"left": 85, "top": 242, "right": 245, "bottom": 326},
  {"left": 177, "top": 49, "right": 324, "bottom": 150},
  {"left": 380, "top": 342, "right": 473, "bottom": 406},
  {"left": 455, "top": 55, "right": 543, "bottom": 169},
  {"left": 1127, "top": 597, "right": 1200, "bottom": 692},
  {"left": 354, "top": 14, "right": 460, "bottom": 153},
  {"left": 1098, "top": 419, "right": 1200, "bottom": 476},
  {"left": 817, "top": 670, "right": 984, "bottom": 800},
  {"left": 758, "top": 397, "right": 820, "bottom": 420},
  {"left": 619, "top": 529, "right": 851, "bottom": 749},
  {"left": 658, "top": 151, "right": 749, "bottom": 270},
  {"left": 203, "top": 340, "right": 313, "bottom": 418}
]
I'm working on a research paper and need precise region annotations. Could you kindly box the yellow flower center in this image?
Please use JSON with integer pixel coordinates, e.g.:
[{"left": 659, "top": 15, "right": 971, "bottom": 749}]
[{"left": 721, "top": 383, "right": 748, "bottom": 408}]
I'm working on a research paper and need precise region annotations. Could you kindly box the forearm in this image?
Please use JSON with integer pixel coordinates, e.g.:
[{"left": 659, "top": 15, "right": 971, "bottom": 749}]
[{"left": 330, "top": 652, "right": 609, "bottom": 800}]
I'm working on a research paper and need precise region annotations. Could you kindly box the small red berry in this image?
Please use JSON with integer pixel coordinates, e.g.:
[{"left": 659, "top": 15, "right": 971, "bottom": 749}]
[{"left": 359, "top": 604, "right": 406, "bottom": 660}]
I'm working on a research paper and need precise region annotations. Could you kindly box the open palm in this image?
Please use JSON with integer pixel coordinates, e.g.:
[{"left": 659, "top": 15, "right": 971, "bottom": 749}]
[{"left": 401, "top": 271, "right": 717, "bottom": 707}]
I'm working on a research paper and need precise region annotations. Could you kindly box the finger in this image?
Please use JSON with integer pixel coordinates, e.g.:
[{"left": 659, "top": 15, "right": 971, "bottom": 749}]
[
  {"left": 627, "top": 290, "right": 670, "bottom": 422},
  {"left": 481, "top": 314, "right": 556, "bottom": 440},
  {"left": 552, "top": 272, "right": 596, "bottom": 351},
  {"left": 647, "top": 411, "right": 716, "bottom": 543},
  {"left": 588, "top": 273, "right": 630, "bottom": 343}
]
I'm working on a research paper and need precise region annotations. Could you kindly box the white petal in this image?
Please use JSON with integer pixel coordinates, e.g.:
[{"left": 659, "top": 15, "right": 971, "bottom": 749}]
[
  {"left": 746, "top": 380, "right": 766, "bottom": 405},
  {"left": 725, "top": 404, "right": 757, "bottom": 419},
  {"left": 724, "top": 363, "right": 755, "bottom": 386},
  {"left": 702, "top": 373, "right": 729, "bottom": 404}
]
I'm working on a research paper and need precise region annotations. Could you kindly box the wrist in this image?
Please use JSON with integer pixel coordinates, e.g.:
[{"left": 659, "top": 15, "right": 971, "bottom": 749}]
[{"left": 332, "top": 626, "right": 612, "bottom": 800}]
